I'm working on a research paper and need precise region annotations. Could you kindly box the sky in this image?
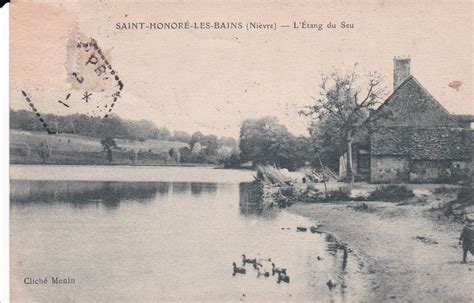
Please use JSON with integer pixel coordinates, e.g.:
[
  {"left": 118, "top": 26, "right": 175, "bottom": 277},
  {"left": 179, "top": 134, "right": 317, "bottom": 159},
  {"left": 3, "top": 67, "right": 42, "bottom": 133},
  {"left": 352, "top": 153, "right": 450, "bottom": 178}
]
[{"left": 10, "top": 0, "right": 473, "bottom": 138}]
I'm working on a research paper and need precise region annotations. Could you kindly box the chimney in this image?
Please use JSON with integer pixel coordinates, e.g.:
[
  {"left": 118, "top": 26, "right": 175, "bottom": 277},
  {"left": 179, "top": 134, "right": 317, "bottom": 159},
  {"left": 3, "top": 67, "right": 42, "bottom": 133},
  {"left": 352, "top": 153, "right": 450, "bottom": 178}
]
[{"left": 393, "top": 56, "right": 411, "bottom": 89}]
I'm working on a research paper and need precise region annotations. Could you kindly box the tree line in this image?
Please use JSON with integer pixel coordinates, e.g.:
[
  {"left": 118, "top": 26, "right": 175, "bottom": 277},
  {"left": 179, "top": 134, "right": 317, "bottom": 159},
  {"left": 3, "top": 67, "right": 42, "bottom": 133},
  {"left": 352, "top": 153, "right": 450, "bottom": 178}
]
[{"left": 10, "top": 109, "right": 238, "bottom": 148}]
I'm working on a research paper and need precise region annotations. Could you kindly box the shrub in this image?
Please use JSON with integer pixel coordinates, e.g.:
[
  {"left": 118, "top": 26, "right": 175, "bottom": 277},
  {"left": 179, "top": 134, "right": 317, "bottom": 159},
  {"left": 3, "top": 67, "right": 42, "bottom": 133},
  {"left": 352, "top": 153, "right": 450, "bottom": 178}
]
[
  {"left": 351, "top": 202, "right": 374, "bottom": 212},
  {"left": 367, "top": 185, "right": 415, "bottom": 202},
  {"left": 306, "top": 184, "right": 319, "bottom": 192},
  {"left": 456, "top": 186, "right": 473, "bottom": 205},
  {"left": 433, "top": 186, "right": 458, "bottom": 194},
  {"left": 353, "top": 195, "right": 368, "bottom": 201},
  {"left": 325, "top": 187, "right": 351, "bottom": 201},
  {"left": 442, "top": 186, "right": 473, "bottom": 220},
  {"left": 280, "top": 185, "right": 295, "bottom": 197}
]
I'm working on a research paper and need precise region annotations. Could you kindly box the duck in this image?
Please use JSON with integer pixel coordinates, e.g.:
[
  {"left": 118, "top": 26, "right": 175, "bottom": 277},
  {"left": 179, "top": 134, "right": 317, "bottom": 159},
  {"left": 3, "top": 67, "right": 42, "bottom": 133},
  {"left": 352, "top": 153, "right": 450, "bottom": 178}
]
[
  {"left": 317, "top": 256, "right": 323, "bottom": 261},
  {"left": 271, "top": 263, "right": 287, "bottom": 276},
  {"left": 253, "top": 263, "right": 270, "bottom": 277},
  {"left": 242, "top": 254, "right": 257, "bottom": 266},
  {"left": 232, "top": 262, "right": 246, "bottom": 276},
  {"left": 277, "top": 272, "right": 290, "bottom": 283},
  {"left": 326, "top": 279, "right": 337, "bottom": 290}
]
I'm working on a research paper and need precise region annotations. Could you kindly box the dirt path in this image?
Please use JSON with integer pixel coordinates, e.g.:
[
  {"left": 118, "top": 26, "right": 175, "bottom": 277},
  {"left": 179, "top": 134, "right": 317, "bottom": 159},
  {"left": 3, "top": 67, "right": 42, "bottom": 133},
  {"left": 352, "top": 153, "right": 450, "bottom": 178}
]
[{"left": 288, "top": 202, "right": 474, "bottom": 302}]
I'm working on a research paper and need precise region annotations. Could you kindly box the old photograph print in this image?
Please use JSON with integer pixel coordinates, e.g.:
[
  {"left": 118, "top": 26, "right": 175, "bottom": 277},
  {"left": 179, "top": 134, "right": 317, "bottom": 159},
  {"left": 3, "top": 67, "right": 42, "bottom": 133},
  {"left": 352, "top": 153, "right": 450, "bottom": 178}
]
[{"left": 9, "top": 0, "right": 473, "bottom": 302}]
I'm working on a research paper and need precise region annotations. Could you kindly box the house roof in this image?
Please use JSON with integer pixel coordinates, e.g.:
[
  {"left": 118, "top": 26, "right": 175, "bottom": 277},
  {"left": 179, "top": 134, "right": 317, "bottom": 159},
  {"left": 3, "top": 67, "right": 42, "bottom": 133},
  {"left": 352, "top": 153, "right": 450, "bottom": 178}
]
[
  {"left": 371, "top": 127, "right": 472, "bottom": 160},
  {"left": 366, "top": 76, "right": 461, "bottom": 128}
]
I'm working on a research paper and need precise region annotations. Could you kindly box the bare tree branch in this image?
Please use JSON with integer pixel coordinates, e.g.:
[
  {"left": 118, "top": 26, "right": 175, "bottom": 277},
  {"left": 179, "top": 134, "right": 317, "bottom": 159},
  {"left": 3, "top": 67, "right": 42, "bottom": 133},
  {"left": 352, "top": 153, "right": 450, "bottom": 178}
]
[{"left": 304, "top": 65, "right": 388, "bottom": 184}]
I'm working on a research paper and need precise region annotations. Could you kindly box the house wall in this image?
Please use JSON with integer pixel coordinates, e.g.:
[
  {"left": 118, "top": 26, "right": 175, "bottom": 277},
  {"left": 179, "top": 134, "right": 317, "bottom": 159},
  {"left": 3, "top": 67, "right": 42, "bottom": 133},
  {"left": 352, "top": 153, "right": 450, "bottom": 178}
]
[
  {"left": 409, "top": 160, "right": 449, "bottom": 183},
  {"left": 371, "top": 157, "right": 471, "bottom": 184},
  {"left": 370, "top": 127, "right": 472, "bottom": 183},
  {"left": 371, "top": 156, "right": 410, "bottom": 183},
  {"left": 449, "top": 161, "right": 471, "bottom": 183},
  {"left": 410, "top": 160, "right": 471, "bottom": 183}
]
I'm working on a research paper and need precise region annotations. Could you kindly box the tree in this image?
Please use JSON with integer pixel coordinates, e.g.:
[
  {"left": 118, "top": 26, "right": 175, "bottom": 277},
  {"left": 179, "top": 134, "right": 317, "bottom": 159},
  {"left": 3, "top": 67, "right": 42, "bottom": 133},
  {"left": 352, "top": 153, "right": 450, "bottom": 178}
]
[
  {"left": 275, "top": 135, "right": 313, "bottom": 171},
  {"left": 100, "top": 137, "right": 118, "bottom": 164},
  {"left": 240, "top": 116, "right": 288, "bottom": 166},
  {"left": 178, "top": 146, "right": 193, "bottom": 163},
  {"left": 21, "top": 144, "right": 32, "bottom": 161},
  {"left": 307, "top": 118, "right": 346, "bottom": 172},
  {"left": 223, "top": 153, "right": 241, "bottom": 168},
  {"left": 192, "top": 142, "right": 202, "bottom": 154},
  {"left": 37, "top": 141, "right": 51, "bottom": 164},
  {"left": 172, "top": 130, "right": 191, "bottom": 143},
  {"left": 203, "top": 135, "right": 219, "bottom": 158},
  {"left": 127, "top": 119, "right": 156, "bottom": 141},
  {"left": 300, "top": 65, "right": 387, "bottom": 184},
  {"left": 159, "top": 150, "right": 171, "bottom": 163},
  {"left": 129, "top": 149, "right": 137, "bottom": 164},
  {"left": 169, "top": 148, "right": 181, "bottom": 163},
  {"left": 98, "top": 114, "right": 128, "bottom": 138},
  {"left": 190, "top": 131, "right": 204, "bottom": 149},
  {"left": 218, "top": 136, "right": 238, "bottom": 149},
  {"left": 64, "top": 121, "right": 76, "bottom": 134},
  {"left": 239, "top": 116, "right": 310, "bottom": 170}
]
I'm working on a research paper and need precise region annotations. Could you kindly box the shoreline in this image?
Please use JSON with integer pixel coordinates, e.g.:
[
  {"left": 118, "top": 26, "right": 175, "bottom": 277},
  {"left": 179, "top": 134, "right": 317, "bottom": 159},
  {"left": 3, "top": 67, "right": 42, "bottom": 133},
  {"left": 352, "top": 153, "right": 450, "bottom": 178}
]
[
  {"left": 9, "top": 165, "right": 255, "bottom": 183},
  {"left": 9, "top": 162, "right": 221, "bottom": 168},
  {"left": 286, "top": 201, "right": 474, "bottom": 302}
]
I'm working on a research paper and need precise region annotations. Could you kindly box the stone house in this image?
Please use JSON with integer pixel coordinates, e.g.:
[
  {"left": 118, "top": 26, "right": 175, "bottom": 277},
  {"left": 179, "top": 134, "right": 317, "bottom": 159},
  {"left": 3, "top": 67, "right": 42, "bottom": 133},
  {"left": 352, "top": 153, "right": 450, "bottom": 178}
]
[{"left": 341, "top": 57, "right": 473, "bottom": 183}]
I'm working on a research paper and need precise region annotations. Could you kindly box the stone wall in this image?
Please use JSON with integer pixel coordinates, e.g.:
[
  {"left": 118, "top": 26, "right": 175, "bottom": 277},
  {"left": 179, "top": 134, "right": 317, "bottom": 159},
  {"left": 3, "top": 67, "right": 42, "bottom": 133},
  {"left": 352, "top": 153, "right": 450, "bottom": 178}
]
[
  {"left": 371, "top": 157, "right": 471, "bottom": 184},
  {"left": 410, "top": 160, "right": 471, "bottom": 183},
  {"left": 371, "top": 156, "right": 409, "bottom": 183}
]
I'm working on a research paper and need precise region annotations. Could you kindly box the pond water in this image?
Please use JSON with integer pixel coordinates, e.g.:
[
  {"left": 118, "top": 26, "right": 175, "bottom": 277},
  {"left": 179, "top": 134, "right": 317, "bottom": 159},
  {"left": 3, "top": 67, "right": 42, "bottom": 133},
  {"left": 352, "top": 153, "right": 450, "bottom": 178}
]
[{"left": 10, "top": 165, "right": 366, "bottom": 302}]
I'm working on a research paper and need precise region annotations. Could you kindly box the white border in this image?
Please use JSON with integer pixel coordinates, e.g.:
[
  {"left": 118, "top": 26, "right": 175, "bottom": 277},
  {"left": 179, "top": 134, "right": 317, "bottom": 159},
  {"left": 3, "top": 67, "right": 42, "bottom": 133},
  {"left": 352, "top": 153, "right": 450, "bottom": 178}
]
[{"left": 0, "top": 3, "right": 10, "bottom": 303}]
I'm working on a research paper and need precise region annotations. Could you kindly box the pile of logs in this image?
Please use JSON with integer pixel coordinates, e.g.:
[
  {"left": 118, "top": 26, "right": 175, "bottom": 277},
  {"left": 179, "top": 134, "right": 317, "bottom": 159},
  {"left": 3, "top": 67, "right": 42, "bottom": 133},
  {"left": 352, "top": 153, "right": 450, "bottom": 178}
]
[{"left": 255, "top": 165, "right": 293, "bottom": 185}]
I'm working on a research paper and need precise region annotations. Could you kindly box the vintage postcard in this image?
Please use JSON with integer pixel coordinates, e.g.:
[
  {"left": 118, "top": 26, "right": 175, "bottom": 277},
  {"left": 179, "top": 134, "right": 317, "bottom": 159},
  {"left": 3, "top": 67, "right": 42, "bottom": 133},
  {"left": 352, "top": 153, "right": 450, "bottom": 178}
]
[{"left": 8, "top": 0, "right": 473, "bottom": 302}]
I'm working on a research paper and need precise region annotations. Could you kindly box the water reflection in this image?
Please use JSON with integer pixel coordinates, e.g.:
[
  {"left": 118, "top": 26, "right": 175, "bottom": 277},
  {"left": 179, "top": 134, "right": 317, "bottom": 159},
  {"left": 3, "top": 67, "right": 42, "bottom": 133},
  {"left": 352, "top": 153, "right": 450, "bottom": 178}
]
[
  {"left": 325, "top": 232, "right": 354, "bottom": 301},
  {"left": 239, "top": 182, "right": 263, "bottom": 215},
  {"left": 170, "top": 182, "right": 218, "bottom": 195},
  {"left": 10, "top": 175, "right": 367, "bottom": 302},
  {"left": 190, "top": 182, "right": 218, "bottom": 195},
  {"left": 239, "top": 182, "right": 279, "bottom": 221},
  {"left": 171, "top": 182, "right": 190, "bottom": 194},
  {"left": 11, "top": 180, "right": 258, "bottom": 213},
  {"left": 10, "top": 180, "right": 217, "bottom": 209}
]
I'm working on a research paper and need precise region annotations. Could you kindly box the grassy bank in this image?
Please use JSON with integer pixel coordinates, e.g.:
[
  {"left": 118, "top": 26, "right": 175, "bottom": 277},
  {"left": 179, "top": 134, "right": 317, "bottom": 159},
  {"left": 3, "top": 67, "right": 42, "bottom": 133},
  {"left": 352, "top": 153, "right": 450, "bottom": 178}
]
[{"left": 10, "top": 130, "right": 189, "bottom": 165}]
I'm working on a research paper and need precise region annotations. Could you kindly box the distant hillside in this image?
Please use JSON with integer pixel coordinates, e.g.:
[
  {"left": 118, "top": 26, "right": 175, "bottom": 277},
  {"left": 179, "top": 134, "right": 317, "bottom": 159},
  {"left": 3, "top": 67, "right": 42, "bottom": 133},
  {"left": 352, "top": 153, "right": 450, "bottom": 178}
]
[
  {"left": 10, "top": 130, "right": 190, "bottom": 165},
  {"left": 10, "top": 109, "right": 238, "bottom": 149},
  {"left": 10, "top": 109, "right": 239, "bottom": 166}
]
